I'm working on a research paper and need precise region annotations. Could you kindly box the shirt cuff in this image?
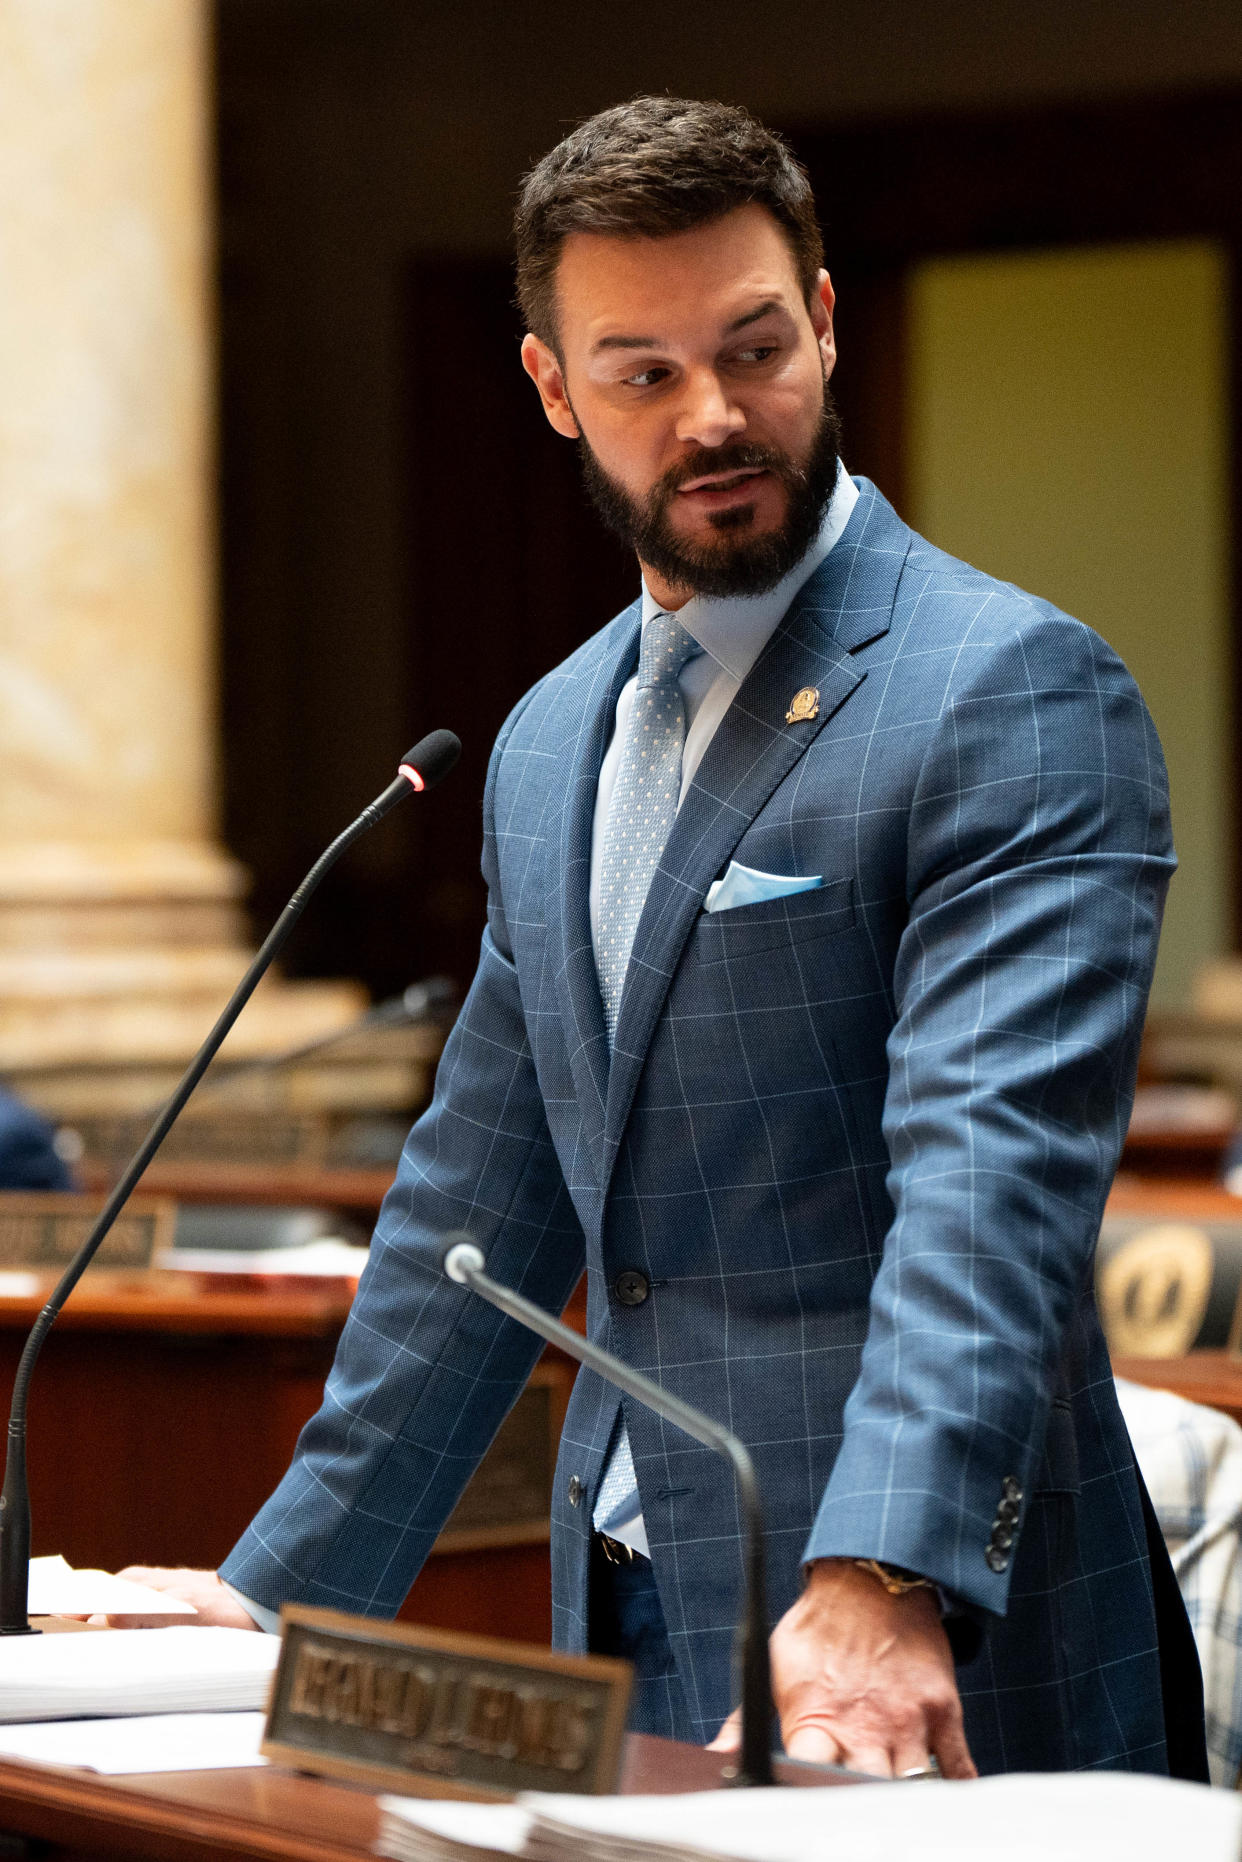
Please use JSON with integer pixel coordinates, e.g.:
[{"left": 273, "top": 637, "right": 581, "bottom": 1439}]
[{"left": 220, "top": 1579, "right": 282, "bottom": 1635}]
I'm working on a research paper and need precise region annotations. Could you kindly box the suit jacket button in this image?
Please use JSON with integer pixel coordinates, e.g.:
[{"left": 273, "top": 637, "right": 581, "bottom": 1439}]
[
  {"left": 568, "top": 1475, "right": 584, "bottom": 1507},
  {"left": 614, "top": 1270, "right": 650, "bottom": 1306},
  {"left": 1002, "top": 1475, "right": 1023, "bottom": 1503},
  {"left": 986, "top": 1546, "right": 1009, "bottom": 1573}
]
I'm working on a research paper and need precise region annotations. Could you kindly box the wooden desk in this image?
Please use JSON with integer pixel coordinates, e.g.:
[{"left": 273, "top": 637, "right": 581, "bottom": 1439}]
[{"left": 0, "top": 1736, "right": 857, "bottom": 1861}]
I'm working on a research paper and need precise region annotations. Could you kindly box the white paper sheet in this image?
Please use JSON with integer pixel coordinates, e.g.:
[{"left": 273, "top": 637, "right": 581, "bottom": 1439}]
[
  {"left": 0, "top": 1710, "right": 268, "bottom": 1774},
  {"left": 28, "top": 1555, "right": 196, "bottom": 1618}
]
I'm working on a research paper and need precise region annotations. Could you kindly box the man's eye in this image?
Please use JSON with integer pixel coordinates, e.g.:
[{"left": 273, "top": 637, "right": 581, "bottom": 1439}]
[
  {"left": 734, "top": 345, "right": 779, "bottom": 364},
  {"left": 622, "top": 367, "right": 670, "bottom": 389}
]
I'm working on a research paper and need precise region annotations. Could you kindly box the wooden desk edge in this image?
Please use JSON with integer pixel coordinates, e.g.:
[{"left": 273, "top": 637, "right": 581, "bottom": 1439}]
[
  {"left": 1112, "top": 1348, "right": 1242, "bottom": 1422},
  {"left": 0, "top": 1735, "right": 861, "bottom": 1860},
  {"left": 0, "top": 1755, "right": 380, "bottom": 1862}
]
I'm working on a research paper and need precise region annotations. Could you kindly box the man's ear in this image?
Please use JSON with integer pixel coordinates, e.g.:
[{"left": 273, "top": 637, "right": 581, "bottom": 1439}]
[
  {"left": 811, "top": 270, "right": 837, "bottom": 382},
  {"left": 520, "top": 334, "right": 580, "bottom": 439}
]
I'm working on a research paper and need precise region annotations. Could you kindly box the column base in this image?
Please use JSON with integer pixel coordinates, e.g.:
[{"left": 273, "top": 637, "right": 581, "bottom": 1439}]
[{"left": 0, "top": 840, "right": 401, "bottom": 1137}]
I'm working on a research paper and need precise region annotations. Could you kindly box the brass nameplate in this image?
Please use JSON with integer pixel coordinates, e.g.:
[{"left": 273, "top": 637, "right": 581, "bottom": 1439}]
[
  {"left": 0, "top": 1194, "right": 175, "bottom": 1272},
  {"left": 262, "top": 1606, "right": 632, "bottom": 1799}
]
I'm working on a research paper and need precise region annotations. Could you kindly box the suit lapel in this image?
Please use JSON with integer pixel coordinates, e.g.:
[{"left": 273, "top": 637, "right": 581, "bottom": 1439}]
[
  {"left": 545, "top": 600, "right": 641, "bottom": 1182},
  {"left": 602, "top": 480, "right": 911, "bottom": 1170}
]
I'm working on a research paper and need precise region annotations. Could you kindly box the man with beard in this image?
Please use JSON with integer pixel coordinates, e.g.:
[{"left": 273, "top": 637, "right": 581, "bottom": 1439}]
[{"left": 122, "top": 97, "right": 1205, "bottom": 1782}]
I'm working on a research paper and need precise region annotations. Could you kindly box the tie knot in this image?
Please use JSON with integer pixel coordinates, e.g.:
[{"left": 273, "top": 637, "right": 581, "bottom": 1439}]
[{"left": 637, "top": 611, "right": 701, "bottom": 691}]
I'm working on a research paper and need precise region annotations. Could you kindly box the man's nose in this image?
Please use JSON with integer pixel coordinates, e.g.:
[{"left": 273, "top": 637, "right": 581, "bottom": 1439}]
[{"left": 674, "top": 369, "right": 746, "bottom": 449}]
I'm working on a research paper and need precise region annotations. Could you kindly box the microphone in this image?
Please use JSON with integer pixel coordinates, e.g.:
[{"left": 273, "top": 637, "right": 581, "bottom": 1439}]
[
  {"left": 441, "top": 1233, "right": 775, "bottom": 1789},
  {"left": 0, "top": 732, "right": 461, "bottom": 1636}
]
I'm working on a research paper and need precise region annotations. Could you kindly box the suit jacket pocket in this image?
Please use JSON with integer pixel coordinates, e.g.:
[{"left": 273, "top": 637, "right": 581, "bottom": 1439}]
[
  {"left": 1033, "top": 1400, "right": 1081, "bottom": 1497},
  {"left": 695, "top": 875, "right": 855, "bottom": 964}
]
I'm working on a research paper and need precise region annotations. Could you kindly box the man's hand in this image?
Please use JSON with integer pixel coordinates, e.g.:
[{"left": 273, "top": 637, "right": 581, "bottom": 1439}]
[
  {"left": 87, "top": 1567, "right": 263, "bottom": 1630},
  {"left": 708, "top": 1557, "right": 977, "bottom": 1778}
]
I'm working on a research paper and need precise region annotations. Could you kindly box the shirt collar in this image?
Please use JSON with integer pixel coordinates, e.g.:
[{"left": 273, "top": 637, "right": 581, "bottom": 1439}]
[{"left": 639, "top": 463, "right": 859, "bottom": 682}]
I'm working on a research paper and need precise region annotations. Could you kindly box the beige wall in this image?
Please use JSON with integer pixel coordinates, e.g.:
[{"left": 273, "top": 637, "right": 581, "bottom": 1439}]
[{"left": 906, "top": 240, "right": 1232, "bottom": 1008}]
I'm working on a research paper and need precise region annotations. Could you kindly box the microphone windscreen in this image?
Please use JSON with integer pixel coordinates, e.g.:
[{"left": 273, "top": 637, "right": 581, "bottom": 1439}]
[{"left": 400, "top": 730, "right": 461, "bottom": 792}]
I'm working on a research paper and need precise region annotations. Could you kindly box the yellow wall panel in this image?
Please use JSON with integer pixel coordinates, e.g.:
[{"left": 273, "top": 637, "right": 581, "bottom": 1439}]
[{"left": 906, "top": 240, "right": 1231, "bottom": 1007}]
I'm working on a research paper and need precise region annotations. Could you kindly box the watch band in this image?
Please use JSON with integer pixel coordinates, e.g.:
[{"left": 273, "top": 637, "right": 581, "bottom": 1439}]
[{"left": 853, "top": 1557, "right": 936, "bottom": 1596}]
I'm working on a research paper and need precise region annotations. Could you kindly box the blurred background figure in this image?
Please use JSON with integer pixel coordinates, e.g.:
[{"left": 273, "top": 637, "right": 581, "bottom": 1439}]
[
  {"left": 1119, "top": 1378, "right": 1242, "bottom": 1790},
  {"left": 0, "top": 1087, "right": 71, "bottom": 1192}
]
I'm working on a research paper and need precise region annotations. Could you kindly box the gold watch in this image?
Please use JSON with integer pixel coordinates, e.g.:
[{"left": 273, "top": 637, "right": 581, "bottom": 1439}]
[{"left": 854, "top": 1558, "right": 935, "bottom": 1596}]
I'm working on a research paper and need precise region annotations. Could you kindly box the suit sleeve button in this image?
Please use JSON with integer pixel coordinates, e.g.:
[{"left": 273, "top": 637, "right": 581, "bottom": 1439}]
[
  {"left": 986, "top": 1546, "right": 1009, "bottom": 1573},
  {"left": 614, "top": 1270, "right": 650, "bottom": 1306},
  {"left": 568, "top": 1475, "right": 584, "bottom": 1507},
  {"left": 1002, "top": 1475, "right": 1023, "bottom": 1502}
]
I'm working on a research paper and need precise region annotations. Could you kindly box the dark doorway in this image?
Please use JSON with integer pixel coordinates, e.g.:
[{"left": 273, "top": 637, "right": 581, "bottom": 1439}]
[{"left": 401, "top": 260, "right": 638, "bottom": 987}]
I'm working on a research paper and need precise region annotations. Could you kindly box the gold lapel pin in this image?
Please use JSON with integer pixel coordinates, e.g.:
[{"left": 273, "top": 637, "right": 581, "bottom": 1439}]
[{"left": 785, "top": 685, "right": 820, "bottom": 725}]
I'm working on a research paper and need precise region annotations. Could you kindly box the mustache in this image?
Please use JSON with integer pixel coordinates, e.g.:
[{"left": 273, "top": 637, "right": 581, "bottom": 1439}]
[{"left": 654, "top": 442, "right": 805, "bottom": 500}]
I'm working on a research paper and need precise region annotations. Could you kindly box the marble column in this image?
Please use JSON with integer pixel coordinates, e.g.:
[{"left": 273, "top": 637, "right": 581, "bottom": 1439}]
[{"left": 0, "top": 1, "right": 362, "bottom": 1113}]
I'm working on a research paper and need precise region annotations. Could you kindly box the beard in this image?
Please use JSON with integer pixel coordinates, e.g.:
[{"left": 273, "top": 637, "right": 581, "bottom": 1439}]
[{"left": 575, "top": 382, "right": 843, "bottom": 600}]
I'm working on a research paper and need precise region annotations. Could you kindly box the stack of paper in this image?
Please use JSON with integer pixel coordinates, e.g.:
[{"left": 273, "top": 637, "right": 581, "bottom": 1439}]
[
  {"left": 0, "top": 1627, "right": 280, "bottom": 1723},
  {"left": 377, "top": 1770, "right": 1242, "bottom": 1862},
  {"left": 378, "top": 1802, "right": 535, "bottom": 1862}
]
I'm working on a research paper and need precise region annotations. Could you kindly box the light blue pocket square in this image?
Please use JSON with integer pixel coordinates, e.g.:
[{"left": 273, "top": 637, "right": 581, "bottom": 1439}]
[{"left": 703, "top": 861, "right": 825, "bottom": 914}]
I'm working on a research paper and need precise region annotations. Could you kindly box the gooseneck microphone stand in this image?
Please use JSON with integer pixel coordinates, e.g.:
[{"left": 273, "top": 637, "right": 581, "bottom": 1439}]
[
  {"left": 0, "top": 731, "right": 460, "bottom": 1636},
  {"left": 442, "top": 1234, "right": 775, "bottom": 1788}
]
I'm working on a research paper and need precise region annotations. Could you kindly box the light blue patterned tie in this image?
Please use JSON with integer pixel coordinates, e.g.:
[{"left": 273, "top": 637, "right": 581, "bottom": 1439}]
[
  {"left": 596, "top": 610, "right": 702, "bottom": 1040},
  {"left": 593, "top": 609, "right": 701, "bottom": 1545}
]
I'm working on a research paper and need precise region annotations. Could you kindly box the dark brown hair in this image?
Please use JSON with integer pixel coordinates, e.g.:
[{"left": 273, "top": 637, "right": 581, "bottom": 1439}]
[{"left": 514, "top": 96, "right": 824, "bottom": 349}]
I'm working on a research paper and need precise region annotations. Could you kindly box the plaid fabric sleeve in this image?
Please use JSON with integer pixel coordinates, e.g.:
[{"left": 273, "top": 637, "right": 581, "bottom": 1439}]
[{"left": 804, "top": 611, "right": 1176, "bottom": 1613}]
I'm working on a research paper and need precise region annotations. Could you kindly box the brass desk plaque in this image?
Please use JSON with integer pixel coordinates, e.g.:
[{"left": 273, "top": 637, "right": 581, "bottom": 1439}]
[
  {"left": 0, "top": 1193, "right": 174, "bottom": 1273},
  {"left": 263, "top": 1605, "right": 632, "bottom": 1799}
]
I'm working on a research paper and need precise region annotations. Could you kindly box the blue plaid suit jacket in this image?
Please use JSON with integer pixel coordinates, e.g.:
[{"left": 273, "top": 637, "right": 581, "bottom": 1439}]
[{"left": 223, "top": 481, "right": 1182, "bottom": 1772}]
